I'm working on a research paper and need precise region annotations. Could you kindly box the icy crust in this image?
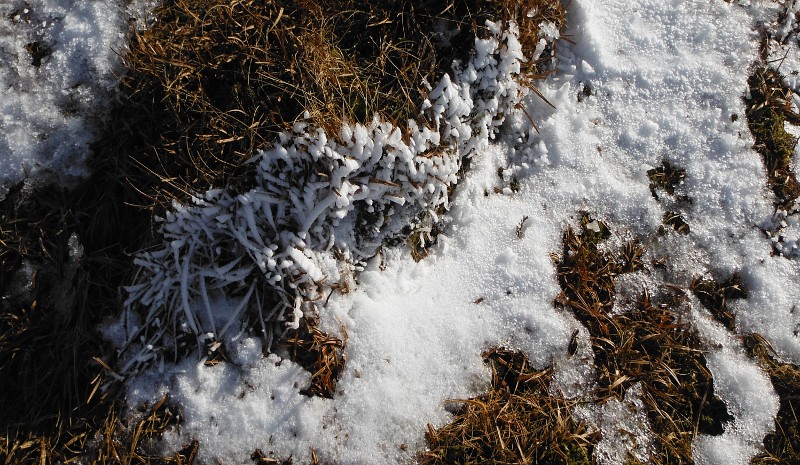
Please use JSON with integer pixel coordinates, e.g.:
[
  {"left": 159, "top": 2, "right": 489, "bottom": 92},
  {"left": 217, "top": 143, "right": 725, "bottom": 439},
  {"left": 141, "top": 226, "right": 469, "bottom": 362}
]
[
  {"left": 0, "top": 0, "right": 150, "bottom": 199},
  {"left": 118, "top": 22, "right": 537, "bottom": 375}
]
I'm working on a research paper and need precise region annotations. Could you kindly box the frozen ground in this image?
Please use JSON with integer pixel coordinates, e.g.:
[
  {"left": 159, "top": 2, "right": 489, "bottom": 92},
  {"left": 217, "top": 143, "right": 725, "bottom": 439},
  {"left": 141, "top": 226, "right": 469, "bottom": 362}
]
[
  {"left": 121, "top": 0, "right": 800, "bottom": 463},
  {"left": 5, "top": 0, "right": 800, "bottom": 464},
  {"left": 0, "top": 0, "right": 154, "bottom": 200}
]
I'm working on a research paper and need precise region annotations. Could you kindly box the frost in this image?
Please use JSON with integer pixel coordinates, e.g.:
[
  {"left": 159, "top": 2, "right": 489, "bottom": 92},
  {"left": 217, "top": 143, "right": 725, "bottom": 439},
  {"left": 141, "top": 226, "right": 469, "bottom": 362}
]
[{"left": 118, "top": 21, "right": 540, "bottom": 375}]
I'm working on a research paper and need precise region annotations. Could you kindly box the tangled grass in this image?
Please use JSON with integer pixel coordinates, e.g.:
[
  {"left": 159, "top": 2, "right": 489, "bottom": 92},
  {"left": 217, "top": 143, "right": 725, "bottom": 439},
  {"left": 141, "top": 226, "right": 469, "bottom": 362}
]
[
  {"left": 421, "top": 348, "right": 597, "bottom": 465},
  {"left": 555, "top": 216, "right": 732, "bottom": 464},
  {"left": 117, "top": 0, "right": 565, "bottom": 207}
]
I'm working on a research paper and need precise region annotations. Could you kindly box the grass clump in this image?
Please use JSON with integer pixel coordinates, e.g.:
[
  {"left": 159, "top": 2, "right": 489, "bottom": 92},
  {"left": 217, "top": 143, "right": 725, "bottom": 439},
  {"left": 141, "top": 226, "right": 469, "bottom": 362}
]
[
  {"left": 690, "top": 274, "right": 747, "bottom": 333},
  {"left": 555, "top": 215, "right": 732, "bottom": 464},
  {"left": 117, "top": 0, "right": 566, "bottom": 207},
  {"left": 90, "top": 396, "right": 199, "bottom": 465},
  {"left": 745, "top": 67, "right": 800, "bottom": 211},
  {"left": 421, "top": 348, "right": 597, "bottom": 465},
  {"left": 0, "top": 395, "right": 195, "bottom": 465},
  {"left": 662, "top": 211, "right": 690, "bottom": 235},
  {"left": 285, "top": 317, "right": 346, "bottom": 399},
  {"left": 746, "top": 334, "right": 800, "bottom": 465},
  {"left": 648, "top": 161, "right": 686, "bottom": 201}
]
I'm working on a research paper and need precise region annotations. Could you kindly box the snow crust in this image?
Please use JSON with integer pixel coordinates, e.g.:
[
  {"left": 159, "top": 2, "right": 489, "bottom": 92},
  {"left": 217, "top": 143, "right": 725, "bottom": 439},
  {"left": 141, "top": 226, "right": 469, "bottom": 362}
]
[
  {"left": 113, "top": 0, "right": 800, "bottom": 464},
  {"left": 0, "top": 0, "right": 154, "bottom": 199}
]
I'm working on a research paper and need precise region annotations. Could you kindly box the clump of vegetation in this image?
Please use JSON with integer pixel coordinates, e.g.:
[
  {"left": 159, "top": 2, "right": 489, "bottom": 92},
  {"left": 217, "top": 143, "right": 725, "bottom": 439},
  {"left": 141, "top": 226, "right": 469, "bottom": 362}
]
[
  {"left": 647, "top": 160, "right": 692, "bottom": 234},
  {"left": 0, "top": 165, "right": 152, "bottom": 464},
  {"left": 555, "top": 215, "right": 732, "bottom": 463},
  {"left": 745, "top": 67, "right": 800, "bottom": 211},
  {"left": 690, "top": 274, "right": 747, "bottom": 332},
  {"left": 252, "top": 448, "right": 327, "bottom": 465},
  {"left": 285, "top": 317, "right": 346, "bottom": 399},
  {"left": 648, "top": 161, "right": 686, "bottom": 200},
  {"left": 117, "top": 0, "right": 566, "bottom": 207},
  {"left": 421, "top": 348, "right": 598, "bottom": 465},
  {"left": 1, "top": 0, "right": 565, "bottom": 461},
  {"left": 662, "top": 211, "right": 690, "bottom": 235},
  {"left": 1, "top": 395, "right": 196, "bottom": 465}
]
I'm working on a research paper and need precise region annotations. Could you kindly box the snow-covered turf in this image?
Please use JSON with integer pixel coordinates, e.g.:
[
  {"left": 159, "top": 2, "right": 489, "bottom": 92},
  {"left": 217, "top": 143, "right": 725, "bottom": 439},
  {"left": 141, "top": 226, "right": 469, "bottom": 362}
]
[{"left": 6, "top": 0, "right": 800, "bottom": 463}]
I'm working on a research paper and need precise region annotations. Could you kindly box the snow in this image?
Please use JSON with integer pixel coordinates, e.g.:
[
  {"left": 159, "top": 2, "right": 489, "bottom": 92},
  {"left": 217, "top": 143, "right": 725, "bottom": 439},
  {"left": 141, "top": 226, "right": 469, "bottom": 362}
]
[
  {"left": 0, "top": 0, "right": 154, "bottom": 200},
  {"left": 121, "top": 0, "right": 800, "bottom": 461},
  {"left": 6, "top": 0, "right": 800, "bottom": 463}
]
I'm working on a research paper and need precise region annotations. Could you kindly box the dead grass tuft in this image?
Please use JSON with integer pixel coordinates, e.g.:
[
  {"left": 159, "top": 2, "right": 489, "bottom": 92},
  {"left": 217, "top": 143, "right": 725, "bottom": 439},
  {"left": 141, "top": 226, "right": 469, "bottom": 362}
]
[
  {"left": 647, "top": 161, "right": 686, "bottom": 201},
  {"left": 421, "top": 348, "right": 598, "bottom": 465},
  {"left": 285, "top": 317, "right": 346, "bottom": 399},
  {"left": 690, "top": 274, "right": 747, "bottom": 333},
  {"left": 251, "top": 447, "right": 327, "bottom": 465},
  {"left": 555, "top": 215, "right": 732, "bottom": 464},
  {"left": 662, "top": 211, "right": 690, "bottom": 235},
  {"left": 1, "top": 395, "right": 195, "bottom": 465},
  {"left": 90, "top": 396, "right": 198, "bottom": 465},
  {"left": 745, "top": 67, "right": 800, "bottom": 211}
]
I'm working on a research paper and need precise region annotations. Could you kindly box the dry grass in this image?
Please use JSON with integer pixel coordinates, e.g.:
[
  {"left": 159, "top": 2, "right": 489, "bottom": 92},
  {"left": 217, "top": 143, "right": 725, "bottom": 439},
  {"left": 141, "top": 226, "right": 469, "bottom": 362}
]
[
  {"left": 690, "top": 274, "right": 747, "bottom": 333},
  {"left": 1, "top": 395, "right": 195, "bottom": 465},
  {"left": 422, "top": 213, "right": 736, "bottom": 464},
  {"left": 251, "top": 447, "right": 327, "bottom": 465},
  {"left": 745, "top": 67, "right": 800, "bottom": 211},
  {"left": 284, "top": 317, "right": 346, "bottom": 399},
  {"left": 421, "top": 348, "right": 598, "bottom": 465},
  {"left": 555, "top": 215, "right": 732, "bottom": 464},
  {"left": 0, "top": 159, "right": 152, "bottom": 465},
  {"left": 662, "top": 211, "right": 690, "bottom": 235},
  {"left": 647, "top": 161, "right": 686, "bottom": 200},
  {"left": 117, "top": 0, "right": 565, "bottom": 207},
  {"left": 2, "top": 0, "right": 564, "bottom": 462}
]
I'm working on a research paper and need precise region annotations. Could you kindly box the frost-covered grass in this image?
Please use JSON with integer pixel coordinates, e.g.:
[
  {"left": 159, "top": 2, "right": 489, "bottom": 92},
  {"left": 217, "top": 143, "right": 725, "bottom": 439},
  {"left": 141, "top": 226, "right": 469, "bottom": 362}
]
[
  {"left": 6, "top": 0, "right": 800, "bottom": 464},
  {"left": 1, "top": 0, "right": 566, "bottom": 463}
]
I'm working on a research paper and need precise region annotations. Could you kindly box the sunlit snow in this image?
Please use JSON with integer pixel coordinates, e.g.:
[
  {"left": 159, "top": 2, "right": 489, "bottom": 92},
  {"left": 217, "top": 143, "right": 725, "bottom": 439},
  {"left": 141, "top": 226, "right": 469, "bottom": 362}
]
[{"left": 5, "top": 0, "right": 800, "bottom": 464}]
